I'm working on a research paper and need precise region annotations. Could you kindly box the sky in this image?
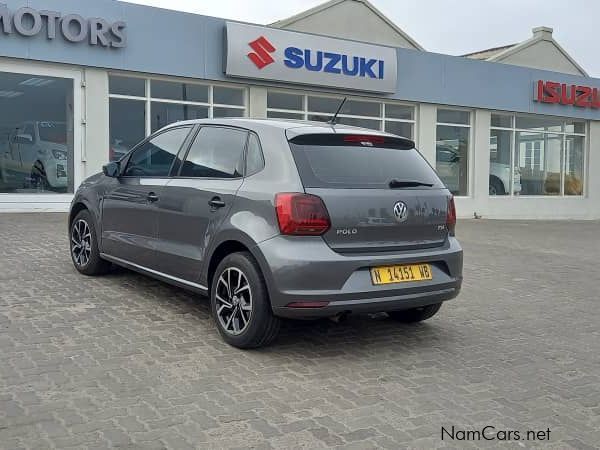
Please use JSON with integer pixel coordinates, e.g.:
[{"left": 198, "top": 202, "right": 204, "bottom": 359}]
[{"left": 123, "top": 0, "right": 600, "bottom": 77}]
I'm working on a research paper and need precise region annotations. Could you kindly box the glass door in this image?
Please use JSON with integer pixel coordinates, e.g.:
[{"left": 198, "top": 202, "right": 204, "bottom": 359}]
[{"left": 0, "top": 61, "right": 81, "bottom": 209}]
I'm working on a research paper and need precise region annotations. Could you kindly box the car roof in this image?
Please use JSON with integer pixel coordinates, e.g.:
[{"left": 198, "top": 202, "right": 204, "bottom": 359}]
[{"left": 166, "top": 118, "right": 414, "bottom": 143}]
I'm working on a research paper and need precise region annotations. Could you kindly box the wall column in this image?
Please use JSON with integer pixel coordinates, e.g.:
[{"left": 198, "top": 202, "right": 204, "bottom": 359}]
[
  {"left": 416, "top": 103, "right": 436, "bottom": 164},
  {"left": 83, "top": 68, "right": 110, "bottom": 179},
  {"left": 248, "top": 86, "right": 267, "bottom": 118}
]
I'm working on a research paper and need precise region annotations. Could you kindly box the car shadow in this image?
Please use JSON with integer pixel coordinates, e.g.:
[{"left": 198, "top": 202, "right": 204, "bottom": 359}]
[{"left": 103, "top": 265, "right": 459, "bottom": 356}]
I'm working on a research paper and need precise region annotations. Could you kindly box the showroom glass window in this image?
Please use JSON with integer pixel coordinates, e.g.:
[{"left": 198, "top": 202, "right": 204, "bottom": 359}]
[
  {"left": 0, "top": 72, "right": 74, "bottom": 194},
  {"left": 266, "top": 90, "right": 416, "bottom": 139},
  {"left": 109, "top": 75, "right": 247, "bottom": 161},
  {"left": 436, "top": 109, "right": 471, "bottom": 196},
  {"left": 490, "top": 114, "right": 586, "bottom": 196}
]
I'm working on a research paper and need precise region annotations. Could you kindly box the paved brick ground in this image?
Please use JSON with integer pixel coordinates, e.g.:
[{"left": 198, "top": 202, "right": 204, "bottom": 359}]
[{"left": 1, "top": 213, "right": 599, "bottom": 449}]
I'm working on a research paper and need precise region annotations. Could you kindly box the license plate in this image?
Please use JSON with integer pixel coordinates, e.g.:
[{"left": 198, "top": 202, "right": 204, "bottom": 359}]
[{"left": 370, "top": 264, "right": 432, "bottom": 285}]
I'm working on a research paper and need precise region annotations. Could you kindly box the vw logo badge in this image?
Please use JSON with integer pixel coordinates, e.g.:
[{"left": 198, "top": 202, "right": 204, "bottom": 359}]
[{"left": 393, "top": 201, "right": 409, "bottom": 223}]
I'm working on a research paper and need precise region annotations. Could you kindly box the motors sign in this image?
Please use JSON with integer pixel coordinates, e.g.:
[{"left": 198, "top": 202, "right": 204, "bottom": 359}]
[
  {"left": 225, "top": 22, "right": 397, "bottom": 93},
  {"left": 534, "top": 80, "right": 600, "bottom": 109},
  {"left": 0, "top": 3, "right": 126, "bottom": 48}
]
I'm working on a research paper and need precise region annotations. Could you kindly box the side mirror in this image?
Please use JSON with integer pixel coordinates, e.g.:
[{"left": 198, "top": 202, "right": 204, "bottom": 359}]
[
  {"left": 15, "top": 133, "right": 33, "bottom": 144},
  {"left": 102, "top": 161, "right": 120, "bottom": 178}
]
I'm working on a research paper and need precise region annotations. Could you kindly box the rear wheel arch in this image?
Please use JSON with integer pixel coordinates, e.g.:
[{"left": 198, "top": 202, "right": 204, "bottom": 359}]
[{"left": 205, "top": 238, "right": 273, "bottom": 298}]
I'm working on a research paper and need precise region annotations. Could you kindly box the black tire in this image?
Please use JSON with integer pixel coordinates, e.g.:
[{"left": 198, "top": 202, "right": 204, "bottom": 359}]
[
  {"left": 388, "top": 303, "right": 442, "bottom": 323},
  {"left": 210, "top": 252, "right": 280, "bottom": 349},
  {"left": 70, "top": 209, "right": 111, "bottom": 276},
  {"left": 489, "top": 176, "right": 505, "bottom": 196}
]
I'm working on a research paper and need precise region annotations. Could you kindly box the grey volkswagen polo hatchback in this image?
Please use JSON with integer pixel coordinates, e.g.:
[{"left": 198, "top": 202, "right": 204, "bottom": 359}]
[{"left": 69, "top": 119, "right": 463, "bottom": 348}]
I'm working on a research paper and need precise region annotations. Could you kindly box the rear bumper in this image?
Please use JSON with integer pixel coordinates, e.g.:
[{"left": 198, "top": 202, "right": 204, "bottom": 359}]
[
  {"left": 272, "top": 285, "right": 460, "bottom": 319},
  {"left": 254, "top": 235, "right": 463, "bottom": 319}
]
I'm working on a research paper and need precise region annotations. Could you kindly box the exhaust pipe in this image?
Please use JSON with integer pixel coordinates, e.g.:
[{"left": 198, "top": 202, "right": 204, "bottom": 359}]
[{"left": 329, "top": 312, "right": 349, "bottom": 324}]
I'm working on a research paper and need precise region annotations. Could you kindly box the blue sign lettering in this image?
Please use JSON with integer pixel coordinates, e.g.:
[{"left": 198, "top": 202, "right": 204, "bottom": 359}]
[{"left": 283, "top": 47, "right": 384, "bottom": 79}]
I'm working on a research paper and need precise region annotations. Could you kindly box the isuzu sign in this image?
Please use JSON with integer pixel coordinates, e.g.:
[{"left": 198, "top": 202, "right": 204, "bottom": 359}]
[
  {"left": 534, "top": 80, "right": 600, "bottom": 109},
  {"left": 225, "top": 22, "right": 397, "bottom": 93}
]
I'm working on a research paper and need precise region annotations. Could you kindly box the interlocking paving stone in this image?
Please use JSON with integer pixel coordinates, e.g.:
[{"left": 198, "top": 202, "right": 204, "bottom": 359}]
[{"left": 1, "top": 213, "right": 599, "bottom": 449}]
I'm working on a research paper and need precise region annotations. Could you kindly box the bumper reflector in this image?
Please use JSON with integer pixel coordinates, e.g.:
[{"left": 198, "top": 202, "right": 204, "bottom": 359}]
[{"left": 286, "top": 301, "right": 329, "bottom": 308}]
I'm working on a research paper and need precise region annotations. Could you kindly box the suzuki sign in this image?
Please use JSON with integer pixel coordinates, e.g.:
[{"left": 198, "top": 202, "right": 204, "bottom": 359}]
[{"left": 225, "top": 22, "right": 397, "bottom": 93}]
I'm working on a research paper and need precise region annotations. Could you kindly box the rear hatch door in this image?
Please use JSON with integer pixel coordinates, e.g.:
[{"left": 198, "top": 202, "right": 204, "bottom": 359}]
[{"left": 287, "top": 132, "right": 451, "bottom": 254}]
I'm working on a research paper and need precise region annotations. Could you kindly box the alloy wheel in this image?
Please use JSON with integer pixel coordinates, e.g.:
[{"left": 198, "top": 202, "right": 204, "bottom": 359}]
[
  {"left": 71, "top": 219, "right": 92, "bottom": 267},
  {"left": 215, "top": 267, "right": 253, "bottom": 335}
]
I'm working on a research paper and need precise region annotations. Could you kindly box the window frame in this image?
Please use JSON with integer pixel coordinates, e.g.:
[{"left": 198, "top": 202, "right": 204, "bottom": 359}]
[
  {"left": 490, "top": 112, "right": 587, "bottom": 197},
  {"left": 119, "top": 125, "right": 194, "bottom": 178},
  {"left": 435, "top": 106, "right": 473, "bottom": 197},
  {"left": 108, "top": 73, "right": 248, "bottom": 152},
  {"left": 174, "top": 125, "right": 250, "bottom": 180},
  {"left": 265, "top": 89, "right": 417, "bottom": 142},
  {"left": 244, "top": 131, "right": 266, "bottom": 178}
]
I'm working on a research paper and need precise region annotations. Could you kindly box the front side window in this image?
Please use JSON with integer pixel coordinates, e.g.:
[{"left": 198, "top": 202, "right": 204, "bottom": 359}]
[
  {"left": 123, "top": 127, "right": 191, "bottom": 177},
  {"left": 180, "top": 127, "right": 247, "bottom": 178}
]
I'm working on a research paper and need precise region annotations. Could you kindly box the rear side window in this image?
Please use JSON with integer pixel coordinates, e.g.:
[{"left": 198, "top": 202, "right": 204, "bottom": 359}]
[
  {"left": 245, "top": 133, "right": 264, "bottom": 176},
  {"left": 180, "top": 127, "right": 247, "bottom": 178},
  {"left": 288, "top": 134, "right": 443, "bottom": 189},
  {"left": 123, "top": 126, "right": 191, "bottom": 177}
]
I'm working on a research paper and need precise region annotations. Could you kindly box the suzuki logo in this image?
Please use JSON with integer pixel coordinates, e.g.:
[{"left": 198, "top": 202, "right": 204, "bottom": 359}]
[
  {"left": 247, "top": 36, "right": 276, "bottom": 69},
  {"left": 393, "top": 201, "right": 409, "bottom": 223}
]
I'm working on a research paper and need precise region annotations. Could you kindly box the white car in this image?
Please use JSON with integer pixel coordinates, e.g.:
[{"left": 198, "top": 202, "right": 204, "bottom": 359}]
[
  {"left": 2, "top": 121, "right": 69, "bottom": 191},
  {"left": 436, "top": 146, "right": 521, "bottom": 195}
]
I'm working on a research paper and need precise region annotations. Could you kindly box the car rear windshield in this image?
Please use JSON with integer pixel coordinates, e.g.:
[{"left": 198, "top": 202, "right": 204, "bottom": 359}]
[{"left": 288, "top": 133, "right": 444, "bottom": 189}]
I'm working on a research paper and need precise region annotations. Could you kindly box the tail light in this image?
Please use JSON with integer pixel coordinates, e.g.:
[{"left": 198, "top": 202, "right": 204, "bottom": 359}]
[
  {"left": 446, "top": 196, "right": 457, "bottom": 236},
  {"left": 275, "top": 193, "right": 331, "bottom": 236},
  {"left": 343, "top": 135, "right": 385, "bottom": 145}
]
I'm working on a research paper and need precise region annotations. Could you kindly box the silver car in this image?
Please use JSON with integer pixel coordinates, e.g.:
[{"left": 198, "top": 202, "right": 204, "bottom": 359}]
[{"left": 69, "top": 119, "right": 463, "bottom": 348}]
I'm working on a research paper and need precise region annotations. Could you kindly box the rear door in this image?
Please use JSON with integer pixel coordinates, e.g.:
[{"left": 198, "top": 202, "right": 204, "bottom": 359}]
[
  {"left": 101, "top": 126, "right": 193, "bottom": 268},
  {"left": 155, "top": 126, "right": 247, "bottom": 282},
  {"left": 288, "top": 133, "right": 450, "bottom": 254}
]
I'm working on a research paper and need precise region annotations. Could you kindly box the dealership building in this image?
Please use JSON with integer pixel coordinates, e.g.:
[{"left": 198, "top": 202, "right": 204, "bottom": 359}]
[{"left": 0, "top": 0, "right": 599, "bottom": 218}]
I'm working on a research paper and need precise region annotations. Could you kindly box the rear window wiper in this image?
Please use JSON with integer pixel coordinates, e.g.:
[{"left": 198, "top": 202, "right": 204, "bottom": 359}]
[{"left": 388, "top": 179, "right": 434, "bottom": 189}]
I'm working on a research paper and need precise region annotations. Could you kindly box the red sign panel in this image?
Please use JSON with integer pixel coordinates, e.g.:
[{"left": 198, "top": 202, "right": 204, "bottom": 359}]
[{"left": 534, "top": 80, "right": 600, "bottom": 109}]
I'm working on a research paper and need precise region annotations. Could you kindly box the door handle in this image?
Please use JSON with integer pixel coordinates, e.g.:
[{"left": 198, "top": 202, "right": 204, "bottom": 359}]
[
  {"left": 208, "top": 197, "right": 226, "bottom": 209},
  {"left": 147, "top": 192, "right": 159, "bottom": 203}
]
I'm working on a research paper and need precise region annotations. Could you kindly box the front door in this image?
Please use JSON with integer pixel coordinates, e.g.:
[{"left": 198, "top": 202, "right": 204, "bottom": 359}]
[
  {"left": 101, "top": 126, "right": 193, "bottom": 269},
  {"left": 155, "top": 126, "right": 248, "bottom": 283}
]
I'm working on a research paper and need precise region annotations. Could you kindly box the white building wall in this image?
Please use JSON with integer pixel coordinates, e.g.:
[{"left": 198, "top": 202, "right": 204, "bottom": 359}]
[
  {"left": 496, "top": 40, "right": 585, "bottom": 76},
  {"left": 416, "top": 104, "right": 436, "bottom": 164},
  {"left": 274, "top": 1, "right": 420, "bottom": 49},
  {"left": 248, "top": 86, "right": 267, "bottom": 118}
]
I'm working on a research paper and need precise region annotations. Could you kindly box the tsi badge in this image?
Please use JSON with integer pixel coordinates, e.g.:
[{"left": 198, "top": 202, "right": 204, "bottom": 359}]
[{"left": 393, "top": 201, "right": 409, "bottom": 223}]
